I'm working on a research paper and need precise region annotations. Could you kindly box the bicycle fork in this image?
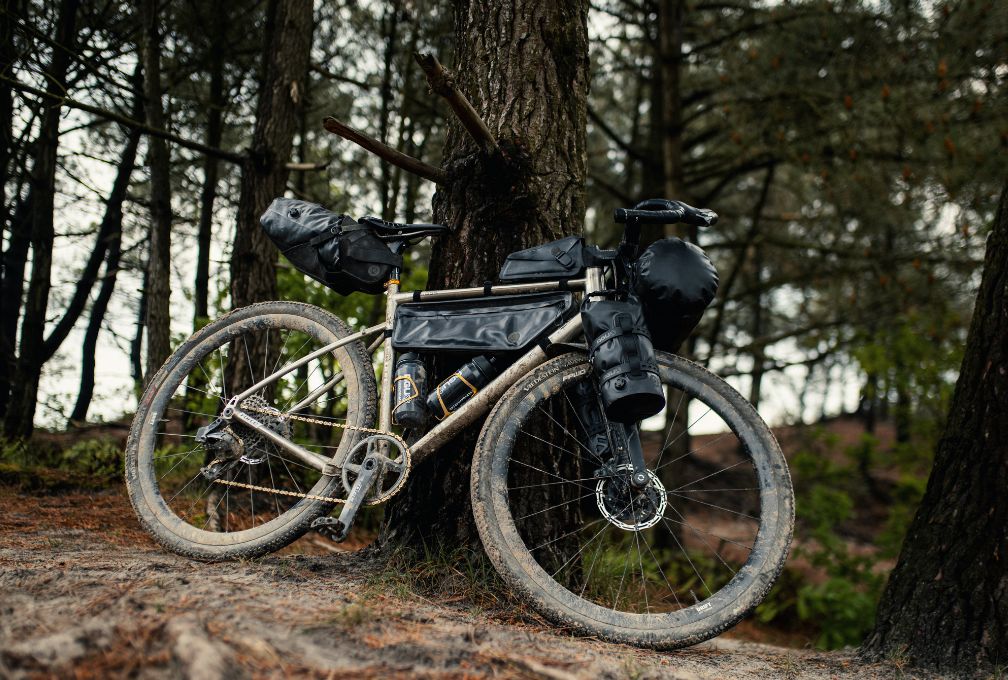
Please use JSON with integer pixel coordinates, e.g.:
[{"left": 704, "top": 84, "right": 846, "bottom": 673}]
[{"left": 569, "top": 380, "right": 649, "bottom": 488}]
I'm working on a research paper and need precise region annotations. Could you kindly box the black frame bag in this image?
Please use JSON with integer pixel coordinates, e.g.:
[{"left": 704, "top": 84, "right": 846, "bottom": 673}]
[
  {"left": 260, "top": 197, "right": 402, "bottom": 295},
  {"left": 392, "top": 292, "right": 575, "bottom": 354},
  {"left": 581, "top": 295, "right": 665, "bottom": 423}
]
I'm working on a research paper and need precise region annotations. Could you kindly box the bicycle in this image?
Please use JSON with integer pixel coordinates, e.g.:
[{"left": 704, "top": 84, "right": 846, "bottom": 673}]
[{"left": 125, "top": 198, "right": 794, "bottom": 649}]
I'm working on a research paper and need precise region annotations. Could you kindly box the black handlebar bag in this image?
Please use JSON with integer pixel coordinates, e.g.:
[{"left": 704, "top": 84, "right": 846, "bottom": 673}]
[
  {"left": 634, "top": 237, "right": 719, "bottom": 351},
  {"left": 581, "top": 295, "right": 665, "bottom": 423},
  {"left": 260, "top": 197, "right": 402, "bottom": 295}
]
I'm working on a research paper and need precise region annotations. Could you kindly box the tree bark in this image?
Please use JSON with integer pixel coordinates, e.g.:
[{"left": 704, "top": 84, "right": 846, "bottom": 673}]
[
  {"left": 381, "top": 0, "right": 589, "bottom": 549},
  {"left": 3, "top": 0, "right": 79, "bottom": 437},
  {"left": 140, "top": 0, "right": 173, "bottom": 386},
  {"left": 230, "top": 0, "right": 313, "bottom": 311},
  {"left": 863, "top": 183, "right": 1008, "bottom": 673},
  {"left": 193, "top": 4, "right": 228, "bottom": 328}
]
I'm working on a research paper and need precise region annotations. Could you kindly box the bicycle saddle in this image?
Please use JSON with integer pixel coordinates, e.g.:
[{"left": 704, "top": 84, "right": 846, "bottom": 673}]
[{"left": 358, "top": 215, "right": 450, "bottom": 240}]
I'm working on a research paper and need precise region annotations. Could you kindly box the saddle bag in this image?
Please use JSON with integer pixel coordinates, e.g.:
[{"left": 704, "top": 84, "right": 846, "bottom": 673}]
[
  {"left": 391, "top": 292, "right": 576, "bottom": 354},
  {"left": 581, "top": 295, "right": 665, "bottom": 423},
  {"left": 498, "top": 236, "right": 585, "bottom": 282},
  {"left": 634, "top": 237, "right": 719, "bottom": 351},
  {"left": 260, "top": 197, "right": 402, "bottom": 295}
]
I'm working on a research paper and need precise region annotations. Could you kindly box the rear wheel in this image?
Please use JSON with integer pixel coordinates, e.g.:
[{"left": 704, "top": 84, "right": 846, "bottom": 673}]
[
  {"left": 125, "top": 301, "right": 377, "bottom": 561},
  {"left": 471, "top": 351, "right": 793, "bottom": 648}
]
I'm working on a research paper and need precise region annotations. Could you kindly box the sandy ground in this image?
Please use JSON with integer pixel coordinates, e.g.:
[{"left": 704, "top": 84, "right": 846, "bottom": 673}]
[{"left": 0, "top": 488, "right": 949, "bottom": 679}]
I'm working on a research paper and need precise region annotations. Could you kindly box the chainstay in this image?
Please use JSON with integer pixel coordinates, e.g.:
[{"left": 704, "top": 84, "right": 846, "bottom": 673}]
[{"left": 213, "top": 403, "right": 411, "bottom": 506}]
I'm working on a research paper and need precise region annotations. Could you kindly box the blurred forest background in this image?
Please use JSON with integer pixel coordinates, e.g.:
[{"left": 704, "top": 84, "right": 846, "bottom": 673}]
[{"left": 1, "top": 0, "right": 1005, "bottom": 651}]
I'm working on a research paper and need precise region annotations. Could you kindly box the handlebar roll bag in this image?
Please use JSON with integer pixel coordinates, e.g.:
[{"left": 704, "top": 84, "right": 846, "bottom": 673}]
[
  {"left": 498, "top": 236, "right": 585, "bottom": 282},
  {"left": 634, "top": 238, "right": 719, "bottom": 351},
  {"left": 260, "top": 197, "right": 402, "bottom": 295},
  {"left": 392, "top": 292, "right": 576, "bottom": 354},
  {"left": 581, "top": 295, "right": 665, "bottom": 423}
]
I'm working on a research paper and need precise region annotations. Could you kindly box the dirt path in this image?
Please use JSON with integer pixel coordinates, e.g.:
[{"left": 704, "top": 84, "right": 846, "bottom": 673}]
[{"left": 0, "top": 488, "right": 942, "bottom": 679}]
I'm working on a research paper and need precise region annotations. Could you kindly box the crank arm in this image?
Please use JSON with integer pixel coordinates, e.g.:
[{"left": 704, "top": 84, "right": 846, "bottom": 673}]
[{"left": 311, "top": 453, "right": 381, "bottom": 542}]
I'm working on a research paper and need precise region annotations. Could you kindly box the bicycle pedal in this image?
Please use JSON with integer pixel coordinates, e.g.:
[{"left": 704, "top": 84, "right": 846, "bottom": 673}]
[{"left": 311, "top": 516, "right": 349, "bottom": 542}]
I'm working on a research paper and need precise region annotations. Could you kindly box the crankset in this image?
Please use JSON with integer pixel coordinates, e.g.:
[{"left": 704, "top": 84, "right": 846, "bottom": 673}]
[{"left": 311, "top": 434, "right": 409, "bottom": 542}]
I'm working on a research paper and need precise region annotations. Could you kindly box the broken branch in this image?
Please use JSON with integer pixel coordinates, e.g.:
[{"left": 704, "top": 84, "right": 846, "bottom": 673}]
[
  {"left": 285, "top": 160, "right": 330, "bottom": 171},
  {"left": 414, "top": 52, "right": 500, "bottom": 155},
  {"left": 322, "top": 116, "right": 449, "bottom": 185}
]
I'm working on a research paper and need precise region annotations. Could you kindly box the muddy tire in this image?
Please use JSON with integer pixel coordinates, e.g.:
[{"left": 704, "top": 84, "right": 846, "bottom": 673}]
[
  {"left": 125, "top": 301, "right": 377, "bottom": 561},
  {"left": 471, "top": 351, "right": 793, "bottom": 649}
]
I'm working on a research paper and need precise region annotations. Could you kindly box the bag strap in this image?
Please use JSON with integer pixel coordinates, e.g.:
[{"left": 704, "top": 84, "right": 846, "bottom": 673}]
[{"left": 616, "top": 313, "right": 644, "bottom": 377}]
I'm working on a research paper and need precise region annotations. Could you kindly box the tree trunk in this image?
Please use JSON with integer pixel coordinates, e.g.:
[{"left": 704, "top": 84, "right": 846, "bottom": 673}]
[
  {"left": 193, "top": 4, "right": 228, "bottom": 328},
  {"left": 41, "top": 65, "right": 142, "bottom": 364},
  {"left": 862, "top": 183, "right": 1008, "bottom": 673},
  {"left": 658, "top": 0, "right": 685, "bottom": 203},
  {"left": 230, "top": 0, "right": 313, "bottom": 312},
  {"left": 141, "top": 0, "right": 173, "bottom": 386},
  {"left": 68, "top": 226, "right": 123, "bottom": 425},
  {"left": 3, "top": 0, "right": 79, "bottom": 438},
  {"left": 381, "top": 0, "right": 589, "bottom": 549}
]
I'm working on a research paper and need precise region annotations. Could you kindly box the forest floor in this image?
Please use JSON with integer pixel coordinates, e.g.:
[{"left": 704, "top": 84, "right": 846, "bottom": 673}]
[{"left": 0, "top": 485, "right": 955, "bottom": 680}]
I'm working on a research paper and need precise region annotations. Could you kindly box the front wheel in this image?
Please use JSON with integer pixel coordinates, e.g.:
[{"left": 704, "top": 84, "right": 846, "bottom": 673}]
[{"left": 471, "top": 351, "right": 793, "bottom": 649}]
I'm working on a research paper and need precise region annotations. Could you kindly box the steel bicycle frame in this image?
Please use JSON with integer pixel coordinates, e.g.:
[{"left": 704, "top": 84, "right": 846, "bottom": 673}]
[{"left": 222, "top": 267, "right": 607, "bottom": 475}]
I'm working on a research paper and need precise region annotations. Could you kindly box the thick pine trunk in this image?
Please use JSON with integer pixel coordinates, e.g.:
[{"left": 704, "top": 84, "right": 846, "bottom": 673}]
[
  {"left": 229, "top": 0, "right": 313, "bottom": 312},
  {"left": 141, "top": 0, "right": 173, "bottom": 386},
  {"left": 862, "top": 184, "right": 1008, "bottom": 673},
  {"left": 194, "top": 5, "right": 227, "bottom": 328},
  {"left": 381, "top": 0, "right": 589, "bottom": 549},
  {"left": 3, "top": 0, "right": 79, "bottom": 437}
]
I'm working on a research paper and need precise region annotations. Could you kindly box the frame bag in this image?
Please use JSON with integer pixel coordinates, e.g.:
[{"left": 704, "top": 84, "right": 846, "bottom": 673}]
[
  {"left": 634, "top": 237, "right": 719, "bottom": 351},
  {"left": 498, "top": 236, "right": 585, "bottom": 282},
  {"left": 260, "top": 197, "right": 402, "bottom": 295},
  {"left": 391, "top": 292, "right": 575, "bottom": 354},
  {"left": 581, "top": 295, "right": 665, "bottom": 423}
]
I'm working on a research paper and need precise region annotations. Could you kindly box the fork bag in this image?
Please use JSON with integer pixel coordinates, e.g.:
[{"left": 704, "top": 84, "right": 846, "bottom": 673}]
[
  {"left": 392, "top": 292, "right": 576, "bottom": 354},
  {"left": 581, "top": 295, "right": 665, "bottom": 423},
  {"left": 260, "top": 197, "right": 402, "bottom": 295},
  {"left": 498, "top": 236, "right": 585, "bottom": 282}
]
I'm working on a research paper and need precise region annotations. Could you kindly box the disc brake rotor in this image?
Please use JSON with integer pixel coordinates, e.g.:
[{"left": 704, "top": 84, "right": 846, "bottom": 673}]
[{"left": 596, "top": 464, "right": 667, "bottom": 531}]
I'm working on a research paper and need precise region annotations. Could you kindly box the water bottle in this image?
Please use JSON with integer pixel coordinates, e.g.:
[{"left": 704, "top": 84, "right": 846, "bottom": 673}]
[
  {"left": 426, "top": 355, "right": 499, "bottom": 421},
  {"left": 392, "top": 353, "right": 429, "bottom": 427}
]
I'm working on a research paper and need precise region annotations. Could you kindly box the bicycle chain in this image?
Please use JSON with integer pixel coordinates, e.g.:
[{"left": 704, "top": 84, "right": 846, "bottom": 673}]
[{"left": 211, "top": 403, "right": 411, "bottom": 506}]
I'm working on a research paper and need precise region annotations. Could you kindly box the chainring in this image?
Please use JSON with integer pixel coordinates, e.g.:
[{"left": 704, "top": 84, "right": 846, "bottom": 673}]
[{"left": 340, "top": 434, "right": 410, "bottom": 506}]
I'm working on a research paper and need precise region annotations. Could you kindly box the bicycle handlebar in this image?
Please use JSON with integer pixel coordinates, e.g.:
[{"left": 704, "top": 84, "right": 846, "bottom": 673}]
[{"left": 613, "top": 199, "right": 718, "bottom": 228}]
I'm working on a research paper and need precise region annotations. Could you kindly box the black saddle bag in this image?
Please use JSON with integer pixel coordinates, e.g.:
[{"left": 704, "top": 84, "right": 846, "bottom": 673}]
[
  {"left": 498, "top": 236, "right": 585, "bottom": 282},
  {"left": 581, "top": 295, "right": 665, "bottom": 423},
  {"left": 260, "top": 197, "right": 402, "bottom": 295},
  {"left": 634, "top": 237, "right": 719, "bottom": 351},
  {"left": 391, "top": 292, "right": 576, "bottom": 354}
]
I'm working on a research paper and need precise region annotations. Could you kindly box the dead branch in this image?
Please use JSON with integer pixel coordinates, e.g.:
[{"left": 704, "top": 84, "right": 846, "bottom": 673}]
[
  {"left": 414, "top": 52, "right": 500, "bottom": 155},
  {"left": 284, "top": 160, "right": 330, "bottom": 171},
  {"left": 322, "top": 116, "right": 449, "bottom": 185}
]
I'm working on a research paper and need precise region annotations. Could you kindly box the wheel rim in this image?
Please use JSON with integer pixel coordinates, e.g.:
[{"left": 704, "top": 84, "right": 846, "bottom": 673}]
[
  {"left": 495, "top": 358, "right": 781, "bottom": 623},
  {"left": 136, "top": 312, "right": 361, "bottom": 544}
]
